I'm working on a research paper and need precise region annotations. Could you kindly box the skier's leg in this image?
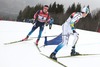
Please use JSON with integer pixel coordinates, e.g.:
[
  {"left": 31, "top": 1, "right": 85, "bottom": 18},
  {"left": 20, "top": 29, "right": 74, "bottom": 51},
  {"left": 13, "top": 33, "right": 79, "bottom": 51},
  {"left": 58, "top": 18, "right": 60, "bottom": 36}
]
[
  {"left": 72, "top": 32, "right": 79, "bottom": 48},
  {"left": 27, "top": 25, "right": 38, "bottom": 36},
  {"left": 50, "top": 23, "right": 70, "bottom": 60},
  {"left": 22, "top": 23, "right": 38, "bottom": 41},
  {"left": 71, "top": 31, "right": 80, "bottom": 56},
  {"left": 54, "top": 43, "right": 64, "bottom": 54},
  {"left": 50, "top": 34, "right": 69, "bottom": 60},
  {"left": 36, "top": 25, "right": 44, "bottom": 45},
  {"left": 50, "top": 42, "right": 64, "bottom": 60}
]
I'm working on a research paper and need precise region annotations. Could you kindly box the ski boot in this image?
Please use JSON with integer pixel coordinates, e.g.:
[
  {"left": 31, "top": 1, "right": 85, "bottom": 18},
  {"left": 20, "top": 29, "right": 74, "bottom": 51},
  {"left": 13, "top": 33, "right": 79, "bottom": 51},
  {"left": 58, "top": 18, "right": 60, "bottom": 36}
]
[
  {"left": 22, "top": 36, "right": 29, "bottom": 41},
  {"left": 71, "top": 49, "right": 80, "bottom": 56},
  {"left": 50, "top": 52, "right": 57, "bottom": 61},
  {"left": 35, "top": 39, "right": 39, "bottom": 46}
]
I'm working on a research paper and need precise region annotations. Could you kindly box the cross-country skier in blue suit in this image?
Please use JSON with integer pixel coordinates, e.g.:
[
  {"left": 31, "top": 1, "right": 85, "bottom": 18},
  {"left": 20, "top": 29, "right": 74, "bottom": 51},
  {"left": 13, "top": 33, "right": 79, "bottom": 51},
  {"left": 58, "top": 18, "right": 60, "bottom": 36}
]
[
  {"left": 50, "top": 6, "right": 90, "bottom": 61},
  {"left": 22, "top": 5, "right": 50, "bottom": 45}
]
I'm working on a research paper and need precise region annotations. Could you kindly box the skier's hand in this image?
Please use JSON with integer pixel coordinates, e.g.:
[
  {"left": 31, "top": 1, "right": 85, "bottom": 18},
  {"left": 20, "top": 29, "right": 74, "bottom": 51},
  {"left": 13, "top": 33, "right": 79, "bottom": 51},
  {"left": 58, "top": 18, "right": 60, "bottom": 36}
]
[
  {"left": 45, "top": 21, "right": 48, "bottom": 26},
  {"left": 31, "top": 19, "right": 36, "bottom": 24},
  {"left": 73, "top": 30, "right": 76, "bottom": 33},
  {"left": 73, "top": 30, "right": 79, "bottom": 35},
  {"left": 49, "top": 24, "right": 52, "bottom": 29}
]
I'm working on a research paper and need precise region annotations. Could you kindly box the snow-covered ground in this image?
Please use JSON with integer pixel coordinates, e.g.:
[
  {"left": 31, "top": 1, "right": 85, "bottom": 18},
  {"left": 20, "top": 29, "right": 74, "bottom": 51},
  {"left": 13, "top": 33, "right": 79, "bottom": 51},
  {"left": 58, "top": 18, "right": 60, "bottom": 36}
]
[{"left": 0, "top": 20, "right": 100, "bottom": 67}]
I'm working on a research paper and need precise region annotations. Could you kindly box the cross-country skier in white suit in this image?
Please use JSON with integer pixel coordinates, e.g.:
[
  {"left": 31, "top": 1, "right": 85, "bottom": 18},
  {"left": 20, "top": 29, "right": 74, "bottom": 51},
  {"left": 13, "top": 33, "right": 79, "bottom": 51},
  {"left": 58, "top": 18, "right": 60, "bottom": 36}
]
[{"left": 50, "top": 6, "right": 90, "bottom": 60}]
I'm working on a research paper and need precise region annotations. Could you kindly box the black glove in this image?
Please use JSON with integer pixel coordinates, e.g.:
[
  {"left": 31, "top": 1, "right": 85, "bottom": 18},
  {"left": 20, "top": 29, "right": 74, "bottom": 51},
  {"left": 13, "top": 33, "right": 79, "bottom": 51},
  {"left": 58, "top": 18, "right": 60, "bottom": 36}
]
[
  {"left": 31, "top": 19, "right": 36, "bottom": 24},
  {"left": 45, "top": 22, "right": 48, "bottom": 26},
  {"left": 49, "top": 24, "right": 52, "bottom": 29},
  {"left": 73, "top": 30, "right": 76, "bottom": 33}
]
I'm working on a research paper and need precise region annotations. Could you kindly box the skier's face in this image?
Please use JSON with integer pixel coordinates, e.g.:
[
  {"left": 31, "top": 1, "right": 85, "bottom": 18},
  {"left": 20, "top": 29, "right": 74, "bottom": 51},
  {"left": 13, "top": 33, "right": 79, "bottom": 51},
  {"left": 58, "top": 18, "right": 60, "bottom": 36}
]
[
  {"left": 82, "top": 13, "right": 88, "bottom": 18},
  {"left": 43, "top": 7, "right": 48, "bottom": 13}
]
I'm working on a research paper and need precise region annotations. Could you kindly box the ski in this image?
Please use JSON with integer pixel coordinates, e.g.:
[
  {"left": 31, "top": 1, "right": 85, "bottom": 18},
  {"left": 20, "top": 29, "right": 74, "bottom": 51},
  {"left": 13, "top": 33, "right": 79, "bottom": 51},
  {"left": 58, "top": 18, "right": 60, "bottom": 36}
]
[
  {"left": 57, "top": 54, "right": 100, "bottom": 58},
  {"left": 34, "top": 42, "right": 41, "bottom": 52},
  {"left": 4, "top": 38, "right": 33, "bottom": 45},
  {"left": 40, "top": 53, "right": 67, "bottom": 67},
  {"left": 33, "top": 43, "right": 67, "bottom": 67}
]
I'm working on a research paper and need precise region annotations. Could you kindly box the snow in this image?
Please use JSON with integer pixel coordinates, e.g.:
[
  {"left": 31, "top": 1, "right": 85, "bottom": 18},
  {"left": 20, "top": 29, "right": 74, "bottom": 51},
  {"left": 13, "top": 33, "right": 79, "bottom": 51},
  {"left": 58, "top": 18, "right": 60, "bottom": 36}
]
[{"left": 0, "top": 20, "right": 100, "bottom": 67}]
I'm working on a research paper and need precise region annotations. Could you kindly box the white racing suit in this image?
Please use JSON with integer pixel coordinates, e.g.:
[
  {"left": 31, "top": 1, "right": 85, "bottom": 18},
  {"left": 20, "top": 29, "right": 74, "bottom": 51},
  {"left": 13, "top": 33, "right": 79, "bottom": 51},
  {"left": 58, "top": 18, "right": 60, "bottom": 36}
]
[{"left": 53, "top": 12, "right": 83, "bottom": 54}]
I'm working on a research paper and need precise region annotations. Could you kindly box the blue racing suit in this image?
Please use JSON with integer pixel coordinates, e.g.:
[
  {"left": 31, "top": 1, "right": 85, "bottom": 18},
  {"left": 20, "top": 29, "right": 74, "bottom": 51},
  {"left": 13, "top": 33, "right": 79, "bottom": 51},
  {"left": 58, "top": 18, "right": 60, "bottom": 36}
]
[
  {"left": 27, "top": 10, "right": 50, "bottom": 41},
  {"left": 27, "top": 21, "right": 45, "bottom": 40}
]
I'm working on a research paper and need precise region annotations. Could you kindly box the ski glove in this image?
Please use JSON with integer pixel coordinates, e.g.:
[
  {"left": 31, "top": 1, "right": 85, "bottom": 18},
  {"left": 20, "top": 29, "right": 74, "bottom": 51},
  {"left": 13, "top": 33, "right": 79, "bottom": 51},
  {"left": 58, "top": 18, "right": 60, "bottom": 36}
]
[{"left": 31, "top": 19, "right": 36, "bottom": 24}]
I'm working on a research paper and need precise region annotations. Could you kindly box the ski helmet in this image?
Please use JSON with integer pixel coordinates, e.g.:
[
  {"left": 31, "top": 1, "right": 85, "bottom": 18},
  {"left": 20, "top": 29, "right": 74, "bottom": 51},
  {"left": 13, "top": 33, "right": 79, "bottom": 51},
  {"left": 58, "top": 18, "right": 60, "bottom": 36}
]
[{"left": 81, "top": 6, "right": 90, "bottom": 14}]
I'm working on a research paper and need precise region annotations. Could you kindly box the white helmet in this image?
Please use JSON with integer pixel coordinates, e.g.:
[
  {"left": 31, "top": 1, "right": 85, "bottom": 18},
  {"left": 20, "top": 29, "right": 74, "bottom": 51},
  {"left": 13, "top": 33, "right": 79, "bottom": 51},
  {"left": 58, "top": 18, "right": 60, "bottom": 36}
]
[{"left": 81, "top": 6, "right": 90, "bottom": 14}]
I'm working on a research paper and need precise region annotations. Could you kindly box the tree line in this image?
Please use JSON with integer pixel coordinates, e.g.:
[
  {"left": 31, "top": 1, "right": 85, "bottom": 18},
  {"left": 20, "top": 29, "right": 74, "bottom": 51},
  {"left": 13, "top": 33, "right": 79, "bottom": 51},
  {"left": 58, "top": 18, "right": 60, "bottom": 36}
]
[{"left": 17, "top": 2, "right": 100, "bottom": 32}]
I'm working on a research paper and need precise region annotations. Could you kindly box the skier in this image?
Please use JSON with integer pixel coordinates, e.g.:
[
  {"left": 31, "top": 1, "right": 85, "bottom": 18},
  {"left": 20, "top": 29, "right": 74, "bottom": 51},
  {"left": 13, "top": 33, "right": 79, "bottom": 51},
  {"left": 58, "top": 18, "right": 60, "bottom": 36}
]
[
  {"left": 22, "top": 5, "right": 50, "bottom": 45},
  {"left": 50, "top": 6, "right": 90, "bottom": 60}
]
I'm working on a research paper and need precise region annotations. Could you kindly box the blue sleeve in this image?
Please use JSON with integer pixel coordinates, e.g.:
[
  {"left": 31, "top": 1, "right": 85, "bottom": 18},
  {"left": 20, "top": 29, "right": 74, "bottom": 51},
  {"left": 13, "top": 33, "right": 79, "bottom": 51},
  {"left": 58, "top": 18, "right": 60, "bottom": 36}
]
[{"left": 49, "top": 18, "right": 54, "bottom": 25}]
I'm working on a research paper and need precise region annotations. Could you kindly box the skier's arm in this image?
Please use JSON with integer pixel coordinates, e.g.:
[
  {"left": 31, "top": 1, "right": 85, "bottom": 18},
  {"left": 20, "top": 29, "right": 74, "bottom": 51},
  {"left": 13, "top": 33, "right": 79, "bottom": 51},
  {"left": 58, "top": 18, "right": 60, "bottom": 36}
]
[
  {"left": 48, "top": 18, "right": 54, "bottom": 29},
  {"left": 70, "top": 13, "right": 82, "bottom": 30},
  {"left": 45, "top": 14, "right": 50, "bottom": 26},
  {"left": 32, "top": 10, "right": 40, "bottom": 24},
  {"left": 33, "top": 10, "right": 40, "bottom": 20}
]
